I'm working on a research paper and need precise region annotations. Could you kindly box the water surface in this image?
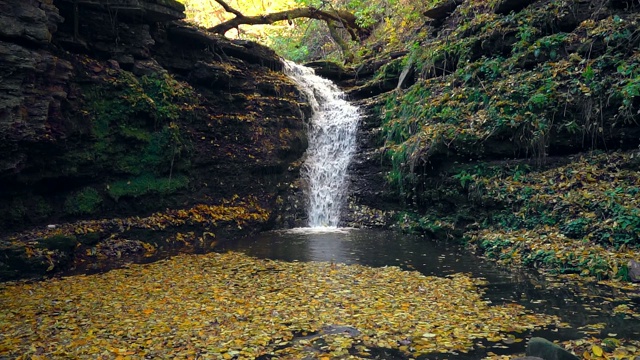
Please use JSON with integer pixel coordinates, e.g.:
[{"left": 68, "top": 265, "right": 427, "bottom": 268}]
[{"left": 216, "top": 228, "right": 640, "bottom": 355}]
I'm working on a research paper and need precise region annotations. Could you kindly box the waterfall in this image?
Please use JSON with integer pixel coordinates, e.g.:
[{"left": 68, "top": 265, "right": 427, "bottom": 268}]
[{"left": 284, "top": 61, "right": 360, "bottom": 228}]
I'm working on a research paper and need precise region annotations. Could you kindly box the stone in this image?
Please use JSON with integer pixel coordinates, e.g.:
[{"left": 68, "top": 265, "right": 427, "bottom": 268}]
[
  {"left": 513, "top": 357, "right": 544, "bottom": 360},
  {"left": 189, "top": 61, "right": 232, "bottom": 87},
  {"left": 166, "top": 23, "right": 283, "bottom": 71},
  {"left": 141, "top": 0, "right": 186, "bottom": 22},
  {"left": 494, "top": 0, "right": 537, "bottom": 15},
  {"left": 56, "top": 0, "right": 185, "bottom": 22},
  {"left": 346, "top": 78, "right": 396, "bottom": 100},
  {"left": 629, "top": 260, "right": 640, "bottom": 282},
  {"left": 526, "top": 337, "right": 580, "bottom": 360},
  {"left": 423, "top": 0, "right": 463, "bottom": 20},
  {"left": 0, "top": 41, "right": 73, "bottom": 147},
  {"left": 305, "top": 60, "right": 355, "bottom": 81},
  {"left": 114, "top": 54, "right": 135, "bottom": 68},
  {"left": 132, "top": 59, "right": 167, "bottom": 77},
  {"left": 0, "top": 0, "right": 63, "bottom": 45}
]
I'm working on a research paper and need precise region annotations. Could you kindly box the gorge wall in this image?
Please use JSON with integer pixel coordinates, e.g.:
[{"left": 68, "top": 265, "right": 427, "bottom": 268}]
[
  {"left": 312, "top": 0, "right": 640, "bottom": 279},
  {"left": 0, "top": 0, "right": 310, "bottom": 279}
]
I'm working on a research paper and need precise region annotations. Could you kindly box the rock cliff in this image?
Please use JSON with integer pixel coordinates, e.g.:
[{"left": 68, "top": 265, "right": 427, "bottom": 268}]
[
  {"left": 0, "top": 0, "right": 309, "bottom": 279},
  {"left": 314, "top": 0, "right": 640, "bottom": 279}
]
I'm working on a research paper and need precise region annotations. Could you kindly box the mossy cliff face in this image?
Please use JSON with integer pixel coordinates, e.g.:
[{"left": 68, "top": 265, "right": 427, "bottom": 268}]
[
  {"left": 0, "top": 0, "right": 309, "bottom": 279},
  {"left": 324, "top": 0, "right": 640, "bottom": 279}
]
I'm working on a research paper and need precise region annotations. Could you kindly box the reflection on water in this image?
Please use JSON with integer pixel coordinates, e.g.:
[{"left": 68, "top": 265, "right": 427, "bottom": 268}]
[
  {"left": 215, "top": 228, "right": 640, "bottom": 342},
  {"left": 217, "top": 228, "right": 519, "bottom": 280}
]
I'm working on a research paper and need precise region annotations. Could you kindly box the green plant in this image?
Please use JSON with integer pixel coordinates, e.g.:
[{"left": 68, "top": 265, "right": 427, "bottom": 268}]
[
  {"left": 64, "top": 187, "right": 103, "bottom": 215},
  {"left": 560, "top": 218, "right": 590, "bottom": 239},
  {"left": 453, "top": 170, "right": 475, "bottom": 189},
  {"left": 108, "top": 174, "right": 189, "bottom": 201}
]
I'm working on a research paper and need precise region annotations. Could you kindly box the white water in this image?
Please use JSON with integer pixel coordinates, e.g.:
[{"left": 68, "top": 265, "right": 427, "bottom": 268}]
[{"left": 283, "top": 61, "right": 360, "bottom": 228}]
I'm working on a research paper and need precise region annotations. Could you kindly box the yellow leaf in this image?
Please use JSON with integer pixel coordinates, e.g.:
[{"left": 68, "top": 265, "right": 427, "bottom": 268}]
[{"left": 592, "top": 344, "right": 603, "bottom": 357}]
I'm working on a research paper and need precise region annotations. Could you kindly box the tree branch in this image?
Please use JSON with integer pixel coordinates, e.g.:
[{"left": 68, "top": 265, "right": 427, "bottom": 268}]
[
  {"left": 212, "top": 0, "right": 244, "bottom": 18},
  {"left": 208, "top": 6, "right": 366, "bottom": 41}
]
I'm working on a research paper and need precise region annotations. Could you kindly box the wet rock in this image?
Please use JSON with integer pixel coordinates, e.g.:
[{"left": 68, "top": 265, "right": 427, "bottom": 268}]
[
  {"left": 629, "top": 260, "right": 640, "bottom": 282},
  {"left": 513, "top": 357, "right": 544, "bottom": 360},
  {"left": 352, "top": 50, "right": 408, "bottom": 78},
  {"left": 320, "top": 325, "right": 360, "bottom": 337},
  {"left": 0, "top": 236, "right": 76, "bottom": 280},
  {"left": 342, "top": 202, "right": 396, "bottom": 228},
  {"left": 526, "top": 337, "right": 579, "bottom": 360},
  {"left": 305, "top": 60, "right": 355, "bottom": 81},
  {"left": 36, "top": 234, "right": 78, "bottom": 252},
  {"left": 346, "top": 78, "right": 397, "bottom": 100},
  {"left": 96, "top": 238, "right": 147, "bottom": 258}
]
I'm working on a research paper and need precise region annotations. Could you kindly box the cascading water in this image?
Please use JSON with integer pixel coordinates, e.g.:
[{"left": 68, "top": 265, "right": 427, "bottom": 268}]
[{"left": 284, "top": 61, "right": 360, "bottom": 228}]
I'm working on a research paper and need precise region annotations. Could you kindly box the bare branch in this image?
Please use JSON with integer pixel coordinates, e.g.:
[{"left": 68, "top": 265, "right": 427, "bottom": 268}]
[
  {"left": 212, "top": 0, "right": 244, "bottom": 19},
  {"left": 208, "top": 6, "right": 366, "bottom": 41}
]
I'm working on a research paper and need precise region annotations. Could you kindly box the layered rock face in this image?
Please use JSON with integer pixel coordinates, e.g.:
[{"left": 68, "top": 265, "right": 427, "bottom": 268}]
[{"left": 0, "top": 0, "right": 310, "bottom": 278}]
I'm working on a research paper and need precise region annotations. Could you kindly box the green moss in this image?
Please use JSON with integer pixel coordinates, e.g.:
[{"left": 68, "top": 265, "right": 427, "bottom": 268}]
[
  {"left": 77, "top": 70, "right": 194, "bottom": 178},
  {"left": 396, "top": 212, "right": 459, "bottom": 240},
  {"left": 77, "top": 232, "right": 102, "bottom": 245},
  {"left": 64, "top": 187, "right": 103, "bottom": 215},
  {"left": 107, "top": 174, "right": 189, "bottom": 201},
  {"left": 374, "top": 57, "right": 405, "bottom": 81},
  {"left": 36, "top": 234, "right": 78, "bottom": 251}
]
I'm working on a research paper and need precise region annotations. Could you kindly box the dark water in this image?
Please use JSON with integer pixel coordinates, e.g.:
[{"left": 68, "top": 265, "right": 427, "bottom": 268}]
[{"left": 215, "top": 228, "right": 640, "bottom": 357}]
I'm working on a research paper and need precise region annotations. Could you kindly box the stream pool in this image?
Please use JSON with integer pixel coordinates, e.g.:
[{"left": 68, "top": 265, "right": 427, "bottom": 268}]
[
  {"left": 215, "top": 228, "right": 640, "bottom": 358},
  {"left": 2, "top": 228, "right": 639, "bottom": 359}
]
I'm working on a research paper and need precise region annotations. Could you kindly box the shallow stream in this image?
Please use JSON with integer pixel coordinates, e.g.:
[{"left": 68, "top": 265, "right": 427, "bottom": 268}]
[{"left": 215, "top": 228, "right": 640, "bottom": 358}]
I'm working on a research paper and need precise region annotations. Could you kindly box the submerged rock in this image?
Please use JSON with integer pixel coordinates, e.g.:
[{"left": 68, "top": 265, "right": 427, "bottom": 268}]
[
  {"left": 629, "top": 260, "right": 640, "bottom": 282},
  {"left": 526, "top": 337, "right": 579, "bottom": 360}
]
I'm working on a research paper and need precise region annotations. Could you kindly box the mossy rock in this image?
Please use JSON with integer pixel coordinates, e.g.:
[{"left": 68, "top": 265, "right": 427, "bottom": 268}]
[
  {"left": 526, "top": 337, "right": 579, "bottom": 360},
  {"left": 77, "top": 232, "right": 103, "bottom": 245},
  {"left": 107, "top": 174, "right": 189, "bottom": 201},
  {"left": 0, "top": 244, "right": 49, "bottom": 281},
  {"left": 36, "top": 234, "right": 78, "bottom": 251}
]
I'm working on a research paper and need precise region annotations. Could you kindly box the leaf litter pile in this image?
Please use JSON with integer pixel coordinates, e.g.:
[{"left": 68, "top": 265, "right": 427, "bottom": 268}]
[{"left": 0, "top": 251, "right": 559, "bottom": 359}]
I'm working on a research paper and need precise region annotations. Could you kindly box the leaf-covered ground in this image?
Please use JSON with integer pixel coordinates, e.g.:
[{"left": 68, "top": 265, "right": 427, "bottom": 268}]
[
  {"left": 0, "top": 195, "right": 270, "bottom": 280},
  {"left": 1, "top": 251, "right": 559, "bottom": 359},
  {"left": 468, "top": 151, "right": 640, "bottom": 280}
]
